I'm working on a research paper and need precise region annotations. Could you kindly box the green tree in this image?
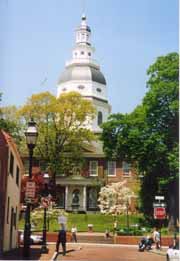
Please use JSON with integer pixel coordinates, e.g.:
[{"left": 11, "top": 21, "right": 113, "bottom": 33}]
[
  {"left": 18, "top": 91, "right": 96, "bottom": 182},
  {"left": 0, "top": 94, "right": 22, "bottom": 143},
  {"left": 101, "top": 53, "right": 179, "bottom": 228}
]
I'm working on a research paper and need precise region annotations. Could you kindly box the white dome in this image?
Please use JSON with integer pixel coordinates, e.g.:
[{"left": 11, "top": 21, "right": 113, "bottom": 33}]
[{"left": 58, "top": 64, "right": 106, "bottom": 85}]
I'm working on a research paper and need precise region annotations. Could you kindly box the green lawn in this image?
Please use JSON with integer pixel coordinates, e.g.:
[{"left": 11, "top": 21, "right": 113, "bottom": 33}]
[{"left": 19, "top": 212, "right": 142, "bottom": 232}]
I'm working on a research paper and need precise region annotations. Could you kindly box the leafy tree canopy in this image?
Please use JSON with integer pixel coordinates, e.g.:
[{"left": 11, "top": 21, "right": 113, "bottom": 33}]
[
  {"left": 18, "top": 91, "right": 96, "bottom": 179},
  {"left": 101, "top": 53, "right": 179, "bottom": 227},
  {"left": 0, "top": 94, "right": 22, "bottom": 143}
]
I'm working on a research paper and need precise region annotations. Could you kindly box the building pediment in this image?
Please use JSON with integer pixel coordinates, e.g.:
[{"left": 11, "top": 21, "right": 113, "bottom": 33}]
[
  {"left": 82, "top": 140, "right": 105, "bottom": 157},
  {"left": 56, "top": 174, "right": 102, "bottom": 186}
]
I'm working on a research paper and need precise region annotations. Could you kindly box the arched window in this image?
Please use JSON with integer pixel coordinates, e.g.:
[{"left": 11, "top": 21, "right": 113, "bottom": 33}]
[
  {"left": 87, "top": 188, "right": 98, "bottom": 209},
  {"left": 72, "top": 189, "right": 80, "bottom": 205},
  {"left": 97, "top": 111, "right": 103, "bottom": 126}
]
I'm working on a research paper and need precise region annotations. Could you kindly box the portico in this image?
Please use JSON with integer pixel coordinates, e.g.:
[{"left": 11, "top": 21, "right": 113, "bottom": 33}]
[{"left": 56, "top": 175, "right": 101, "bottom": 212}]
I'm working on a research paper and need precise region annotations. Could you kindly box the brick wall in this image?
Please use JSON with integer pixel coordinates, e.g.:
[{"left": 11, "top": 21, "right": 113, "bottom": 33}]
[{"left": 114, "top": 235, "right": 174, "bottom": 246}]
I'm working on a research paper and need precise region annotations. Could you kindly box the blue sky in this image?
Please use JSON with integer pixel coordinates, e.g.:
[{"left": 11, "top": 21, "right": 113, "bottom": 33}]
[{"left": 0, "top": 0, "right": 178, "bottom": 113}]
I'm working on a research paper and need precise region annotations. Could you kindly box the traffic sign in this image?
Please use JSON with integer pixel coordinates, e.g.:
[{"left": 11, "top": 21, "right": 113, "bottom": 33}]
[
  {"left": 155, "top": 196, "right": 164, "bottom": 201},
  {"left": 154, "top": 207, "right": 166, "bottom": 219},
  {"left": 41, "top": 197, "right": 51, "bottom": 208},
  {"left": 153, "top": 202, "right": 167, "bottom": 207},
  {"left": 25, "top": 198, "right": 34, "bottom": 204},
  {"left": 25, "top": 181, "right": 36, "bottom": 199}
]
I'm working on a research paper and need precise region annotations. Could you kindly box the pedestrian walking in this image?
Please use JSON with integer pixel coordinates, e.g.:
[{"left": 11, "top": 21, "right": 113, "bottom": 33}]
[
  {"left": 71, "top": 225, "right": 77, "bottom": 242},
  {"left": 56, "top": 224, "right": 67, "bottom": 255},
  {"left": 113, "top": 220, "right": 117, "bottom": 234},
  {"left": 105, "top": 229, "right": 110, "bottom": 239},
  {"left": 152, "top": 227, "right": 160, "bottom": 249}
]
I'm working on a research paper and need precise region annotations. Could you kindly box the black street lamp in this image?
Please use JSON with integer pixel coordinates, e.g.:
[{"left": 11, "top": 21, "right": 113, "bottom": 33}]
[
  {"left": 23, "top": 119, "right": 38, "bottom": 258},
  {"left": 41, "top": 173, "right": 51, "bottom": 253}
]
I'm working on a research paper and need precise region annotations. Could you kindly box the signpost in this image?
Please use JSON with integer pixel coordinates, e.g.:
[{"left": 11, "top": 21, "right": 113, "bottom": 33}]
[
  {"left": 153, "top": 196, "right": 166, "bottom": 249},
  {"left": 41, "top": 194, "right": 52, "bottom": 208},
  {"left": 155, "top": 196, "right": 164, "bottom": 201},
  {"left": 154, "top": 207, "right": 166, "bottom": 219},
  {"left": 25, "top": 181, "right": 36, "bottom": 200}
]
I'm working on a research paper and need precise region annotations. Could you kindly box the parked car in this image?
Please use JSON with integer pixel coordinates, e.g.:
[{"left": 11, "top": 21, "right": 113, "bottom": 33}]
[
  {"left": 166, "top": 244, "right": 180, "bottom": 261},
  {"left": 19, "top": 231, "right": 43, "bottom": 245}
]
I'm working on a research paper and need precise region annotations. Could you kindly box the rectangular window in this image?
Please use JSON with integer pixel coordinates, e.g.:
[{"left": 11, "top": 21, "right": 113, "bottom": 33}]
[
  {"left": 7, "top": 197, "right": 10, "bottom": 224},
  {"left": 16, "top": 166, "right": 19, "bottom": 186},
  {"left": 14, "top": 207, "right": 17, "bottom": 228},
  {"left": 108, "top": 161, "right": 116, "bottom": 176},
  {"left": 9, "top": 152, "right": 14, "bottom": 176},
  {"left": 122, "top": 162, "right": 131, "bottom": 176},
  {"left": 89, "top": 161, "right": 98, "bottom": 176}
]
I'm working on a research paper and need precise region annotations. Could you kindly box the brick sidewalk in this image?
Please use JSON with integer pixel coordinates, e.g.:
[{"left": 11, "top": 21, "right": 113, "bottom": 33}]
[
  {"left": 1, "top": 245, "right": 55, "bottom": 260},
  {"left": 0, "top": 243, "right": 167, "bottom": 261},
  {"left": 54, "top": 243, "right": 166, "bottom": 261}
]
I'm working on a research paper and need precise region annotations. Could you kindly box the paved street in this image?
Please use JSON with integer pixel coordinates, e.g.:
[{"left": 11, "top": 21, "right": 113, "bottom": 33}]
[
  {"left": 1, "top": 243, "right": 167, "bottom": 260},
  {"left": 54, "top": 243, "right": 166, "bottom": 261}
]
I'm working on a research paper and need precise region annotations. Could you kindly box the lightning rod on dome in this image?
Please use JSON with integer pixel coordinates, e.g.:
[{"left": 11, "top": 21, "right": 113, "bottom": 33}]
[{"left": 81, "top": 0, "right": 86, "bottom": 18}]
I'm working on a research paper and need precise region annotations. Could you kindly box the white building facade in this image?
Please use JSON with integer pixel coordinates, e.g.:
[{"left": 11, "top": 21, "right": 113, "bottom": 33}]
[{"left": 0, "top": 131, "right": 24, "bottom": 253}]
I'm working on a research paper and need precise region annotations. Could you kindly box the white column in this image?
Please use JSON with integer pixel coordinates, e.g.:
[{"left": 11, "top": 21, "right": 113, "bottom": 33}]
[
  {"left": 65, "top": 186, "right": 68, "bottom": 210},
  {"left": 83, "top": 186, "right": 87, "bottom": 211}
]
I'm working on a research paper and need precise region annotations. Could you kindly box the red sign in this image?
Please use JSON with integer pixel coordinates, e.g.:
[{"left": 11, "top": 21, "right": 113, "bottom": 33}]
[
  {"left": 154, "top": 207, "right": 166, "bottom": 219},
  {"left": 25, "top": 181, "right": 36, "bottom": 199}
]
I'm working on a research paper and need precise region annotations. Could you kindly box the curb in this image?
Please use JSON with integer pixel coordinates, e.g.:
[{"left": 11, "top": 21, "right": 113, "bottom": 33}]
[
  {"left": 47, "top": 242, "right": 169, "bottom": 248},
  {"left": 51, "top": 251, "right": 58, "bottom": 261},
  {"left": 149, "top": 250, "right": 167, "bottom": 256}
]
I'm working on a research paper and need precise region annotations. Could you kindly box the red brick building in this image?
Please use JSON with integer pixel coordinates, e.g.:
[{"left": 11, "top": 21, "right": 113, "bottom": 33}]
[{"left": 21, "top": 140, "right": 138, "bottom": 213}]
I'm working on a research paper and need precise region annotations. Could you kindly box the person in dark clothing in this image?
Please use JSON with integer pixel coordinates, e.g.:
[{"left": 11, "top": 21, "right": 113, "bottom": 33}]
[{"left": 56, "top": 226, "right": 67, "bottom": 256}]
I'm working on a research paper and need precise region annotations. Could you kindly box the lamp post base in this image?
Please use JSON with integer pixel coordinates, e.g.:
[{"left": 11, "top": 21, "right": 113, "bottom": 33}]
[{"left": 41, "top": 245, "right": 48, "bottom": 253}]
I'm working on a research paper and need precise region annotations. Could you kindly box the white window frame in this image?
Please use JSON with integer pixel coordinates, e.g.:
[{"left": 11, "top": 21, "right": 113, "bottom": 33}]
[
  {"left": 89, "top": 161, "right": 98, "bottom": 176},
  {"left": 108, "top": 161, "right": 116, "bottom": 176},
  {"left": 122, "top": 161, "right": 131, "bottom": 176}
]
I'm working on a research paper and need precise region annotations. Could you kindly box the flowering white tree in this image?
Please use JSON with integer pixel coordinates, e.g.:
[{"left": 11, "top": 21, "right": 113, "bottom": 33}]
[
  {"left": 98, "top": 181, "right": 135, "bottom": 215},
  {"left": 31, "top": 208, "right": 68, "bottom": 227}
]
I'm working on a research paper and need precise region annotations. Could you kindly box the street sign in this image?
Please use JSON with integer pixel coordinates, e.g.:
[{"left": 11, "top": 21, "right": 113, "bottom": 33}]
[
  {"left": 41, "top": 197, "right": 51, "bottom": 208},
  {"left": 25, "top": 181, "right": 36, "bottom": 199},
  {"left": 155, "top": 196, "right": 164, "bottom": 201},
  {"left": 154, "top": 207, "right": 166, "bottom": 219},
  {"left": 25, "top": 198, "right": 34, "bottom": 204},
  {"left": 153, "top": 203, "right": 167, "bottom": 207}
]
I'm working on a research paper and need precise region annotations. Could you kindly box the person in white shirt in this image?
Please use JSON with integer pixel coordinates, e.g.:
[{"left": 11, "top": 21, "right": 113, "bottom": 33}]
[
  {"left": 152, "top": 227, "right": 160, "bottom": 249},
  {"left": 71, "top": 225, "right": 77, "bottom": 242}
]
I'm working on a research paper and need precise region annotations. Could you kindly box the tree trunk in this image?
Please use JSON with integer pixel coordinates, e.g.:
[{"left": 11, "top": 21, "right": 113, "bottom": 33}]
[{"left": 168, "top": 181, "right": 179, "bottom": 231}]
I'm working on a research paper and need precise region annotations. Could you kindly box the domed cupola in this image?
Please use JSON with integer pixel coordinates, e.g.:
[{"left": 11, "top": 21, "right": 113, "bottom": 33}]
[
  {"left": 58, "top": 65, "right": 106, "bottom": 85},
  {"left": 57, "top": 15, "right": 111, "bottom": 133}
]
